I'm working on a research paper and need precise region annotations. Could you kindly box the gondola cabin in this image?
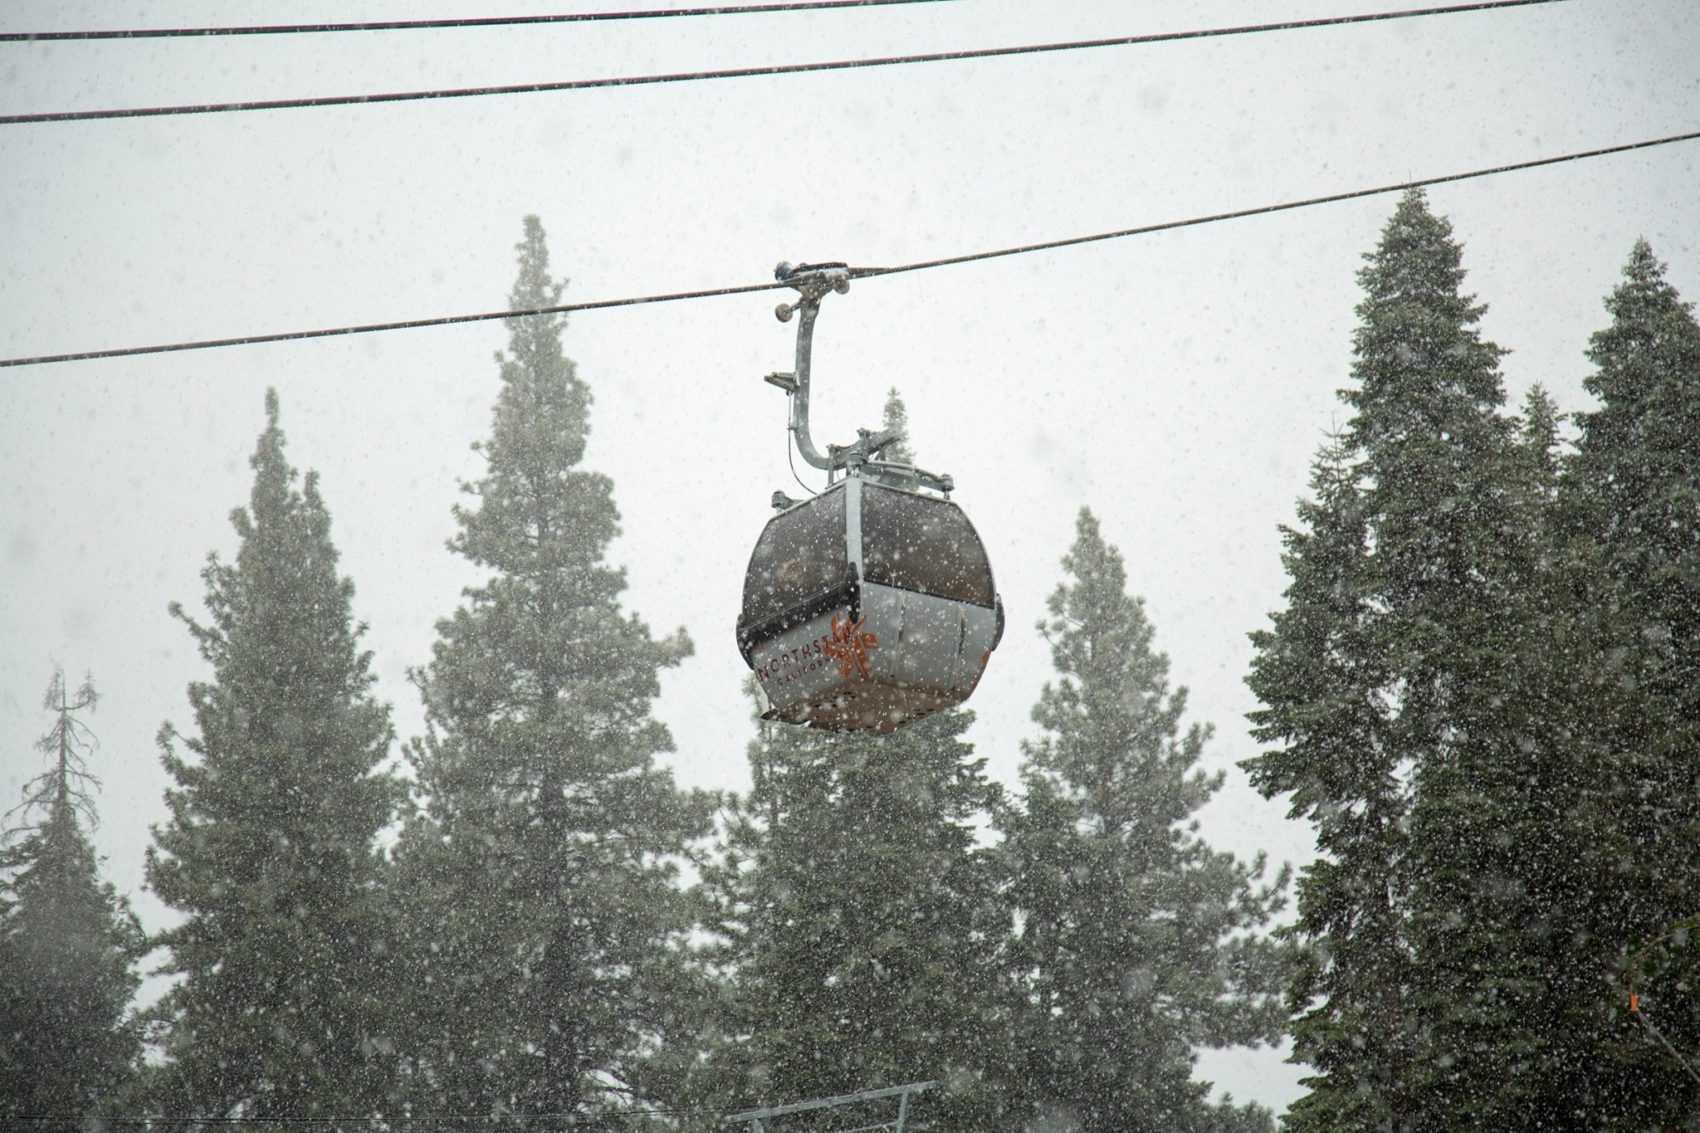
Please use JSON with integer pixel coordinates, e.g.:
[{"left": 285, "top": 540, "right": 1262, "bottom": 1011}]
[
  {"left": 740, "top": 260, "right": 1003, "bottom": 733},
  {"left": 737, "top": 472, "right": 1002, "bottom": 733}
]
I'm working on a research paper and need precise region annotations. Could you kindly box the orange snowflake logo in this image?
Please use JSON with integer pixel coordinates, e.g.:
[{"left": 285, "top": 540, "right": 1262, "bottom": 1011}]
[{"left": 823, "top": 613, "right": 879, "bottom": 680}]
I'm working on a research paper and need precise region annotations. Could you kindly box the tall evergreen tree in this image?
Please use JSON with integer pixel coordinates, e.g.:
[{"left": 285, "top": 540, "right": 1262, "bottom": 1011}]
[
  {"left": 698, "top": 392, "right": 1009, "bottom": 1130},
  {"left": 0, "top": 671, "right": 141, "bottom": 1125},
  {"left": 1394, "top": 392, "right": 1581, "bottom": 1128},
  {"left": 396, "top": 216, "right": 712, "bottom": 1119},
  {"left": 1243, "top": 438, "right": 1401, "bottom": 1130},
  {"left": 1244, "top": 190, "right": 1556, "bottom": 1127},
  {"left": 703, "top": 706, "right": 1006, "bottom": 1128},
  {"left": 1572, "top": 241, "right": 1700, "bottom": 714},
  {"left": 146, "top": 392, "right": 404, "bottom": 1122},
  {"left": 1567, "top": 240, "right": 1700, "bottom": 1123},
  {"left": 880, "top": 387, "right": 916, "bottom": 465},
  {"left": 1000, "top": 509, "right": 1287, "bottom": 1133},
  {"left": 1449, "top": 380, "right": 1684, "bottom": 1128}
]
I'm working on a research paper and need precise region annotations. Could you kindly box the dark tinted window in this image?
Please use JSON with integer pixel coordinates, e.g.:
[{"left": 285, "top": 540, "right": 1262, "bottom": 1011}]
[
  {"left": 860, "top": 485, "right": 995, "bottom": 605},
  {"left": 740, "top": 487, "right": 849, "bottom": 625}
]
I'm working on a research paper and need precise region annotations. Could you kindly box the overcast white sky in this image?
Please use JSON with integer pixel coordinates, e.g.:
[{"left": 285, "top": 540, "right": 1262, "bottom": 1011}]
[{"left": 3, "top": 0, "right": 1698, "bottom": 1114}]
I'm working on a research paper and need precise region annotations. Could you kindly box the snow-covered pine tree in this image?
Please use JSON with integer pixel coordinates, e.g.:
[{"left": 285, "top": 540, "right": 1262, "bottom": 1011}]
[
  {"left": 1245, "top": 190, "right": 1555, "bottom": 1127},
  {"left": 0, "top": 670, "right": 141, "bottom": 1124},
  {"left": 1394, "top": 383, "right": 1594, "bottom": 1127},
  {"left": 147, "top": 392, "right": 405, "bottom": 1122},
  {"left": 704, "top": 705, "right": 1006, "bottom": 1127},
  {"left": 1567, "top": 240, "right": 1700, "bottom": 1123},
  {"left": 1432, "top": 381, "right": 1677, "bottom": 1127},
  {"left": 1242, "top": 437, "right": 1399, "bottom": 1130},
  {"left": 1001, "top": 508, "right": 1287, "bottom": 1133},
  {"left": 1355, "top": 203, "right": 1569, "bottom": 1129},
  {"left": 879, "top": 387, "right": 916, "bottom": 465},
  {"left": 1573, "top": 242, "right": 1700, "bottom": 717},
  {"left": 396, "top": 216, "right": 712, "bottom": 1120}
]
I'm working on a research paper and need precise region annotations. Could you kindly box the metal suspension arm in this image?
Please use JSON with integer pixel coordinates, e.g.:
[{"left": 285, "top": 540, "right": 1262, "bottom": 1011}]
[
  {"left": 767, "top": 262, "right": 899, "bottom": 474},
  {"left": 784, "top": 287, "right": 834, "bottom": 471}
]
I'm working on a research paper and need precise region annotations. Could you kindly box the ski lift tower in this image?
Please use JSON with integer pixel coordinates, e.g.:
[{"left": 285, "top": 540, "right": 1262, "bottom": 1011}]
[{"left": 725, "top": 1081, "right": 936, "bottom": 1133}]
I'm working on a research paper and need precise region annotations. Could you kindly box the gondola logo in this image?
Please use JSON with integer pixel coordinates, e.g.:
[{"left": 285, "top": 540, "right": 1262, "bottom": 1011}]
[{"left": 823, "top": 613, "right": 878, "bottom": 680}]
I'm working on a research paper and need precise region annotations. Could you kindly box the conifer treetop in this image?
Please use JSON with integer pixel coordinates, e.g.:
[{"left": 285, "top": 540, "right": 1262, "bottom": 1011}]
[
  {"left": 398, "top": 216, "right": 705, "bottom": 1121},
  {"left": 1345, "top": 189, "right": 1508, "bottom": 449},
  {"left": 7, "top": 668, "right": 103, "bottom": 838},
  {"left": 1, "top": 669, "right": 142, "bottom": 1125},
  {"left": 146, "top": 390, "right": 400, "bottom": 1122},
  {"left": 1517, "top": 384, "right": 1563, "bottom": 493},
  {"left": 453, "top": 216, "right": 615, "bottom": 576},
  {"left": 881, "top": 387, "right": 916, "bottom": 465},
  {"left": 1027, "top": 507, "right": 1224, "bottom": 834},
  {"left": 1002, "top": 508, "right": 1289, "bottom": 1132},
  {"left": 171, "top": 389, "right": 376, "bottom": 712},
  {"left": 1583, "top": 238, "right": 1700, "bottom": 414}
]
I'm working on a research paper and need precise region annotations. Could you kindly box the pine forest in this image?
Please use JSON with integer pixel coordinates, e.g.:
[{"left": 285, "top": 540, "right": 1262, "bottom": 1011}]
[{"left": 5, "top": 199, "right": 1700, "bottom": 1131}]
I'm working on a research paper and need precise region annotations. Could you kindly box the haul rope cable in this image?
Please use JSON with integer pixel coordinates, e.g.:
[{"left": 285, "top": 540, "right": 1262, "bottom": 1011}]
[
  {"left": 0, "top": 0, "right": 956, "bottom": 42},
  {"left": 0, "top": 0, "right": 1564, "bottom": 126},
  {"left": 2, "top": 128, "right": 1694, "bottom": 371}
]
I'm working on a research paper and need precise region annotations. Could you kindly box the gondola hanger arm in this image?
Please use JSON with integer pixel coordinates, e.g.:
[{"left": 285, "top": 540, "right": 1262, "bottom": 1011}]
[{"left": 764, "top": 261, "right": 948, "bottom": 493}]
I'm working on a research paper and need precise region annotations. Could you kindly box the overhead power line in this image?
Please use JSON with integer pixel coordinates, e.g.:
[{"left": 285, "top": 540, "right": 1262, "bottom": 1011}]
[
  {"left": 846, "top": 129, "right": 1700, "bottom": 281},
  {"left": 2, "top": 128, "right": 1693, "bottom": 371},
  {"left": 0, "top": 0, "right": 953, "bottom": 43},
  {"left": 0, "top": 0, "right": 1564, "bottom": 127},
  {"left": 0, "top": 279, "right": 785, "bottom": 368}
]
